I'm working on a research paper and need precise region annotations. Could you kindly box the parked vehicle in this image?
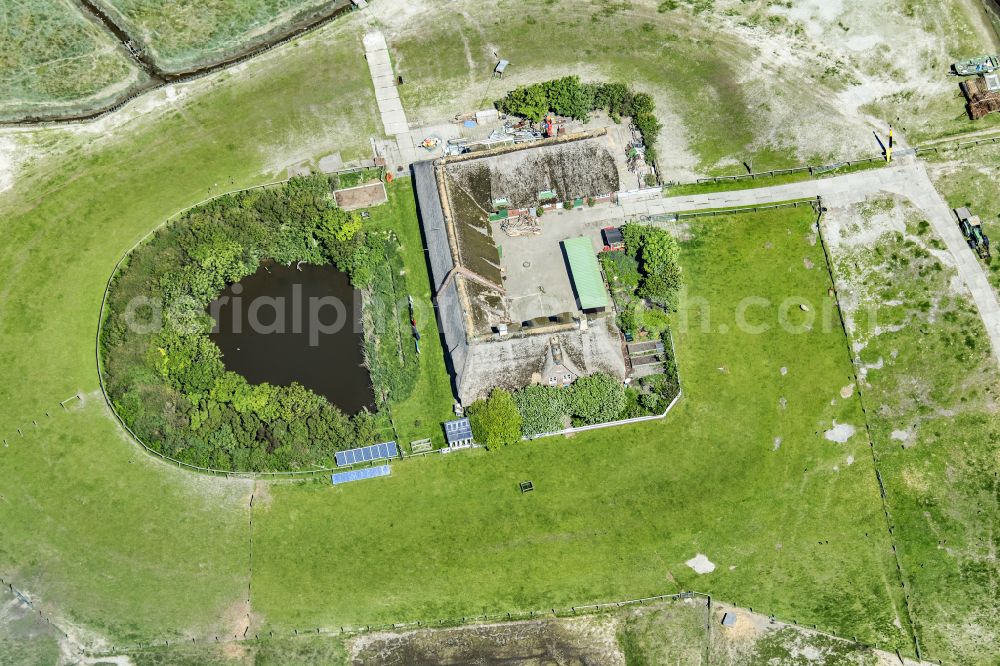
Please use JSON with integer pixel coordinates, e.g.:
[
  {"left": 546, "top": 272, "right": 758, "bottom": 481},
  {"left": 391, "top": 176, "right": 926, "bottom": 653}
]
[{"left": 952, "top": 55, "right": 1000, "bottom": 76}]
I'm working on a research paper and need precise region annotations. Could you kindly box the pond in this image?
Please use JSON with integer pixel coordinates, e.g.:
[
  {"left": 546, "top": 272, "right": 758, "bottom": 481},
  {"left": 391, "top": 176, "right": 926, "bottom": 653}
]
[{"left": 208, "top": 262, "right": 376, "bottom": 414}]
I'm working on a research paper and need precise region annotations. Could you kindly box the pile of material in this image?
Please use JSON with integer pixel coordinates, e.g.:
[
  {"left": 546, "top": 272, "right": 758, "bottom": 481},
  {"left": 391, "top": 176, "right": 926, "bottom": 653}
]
[
  {"left": 500, "top": 213, "right": 542, "bottom": 237},
  {"left": 961, "top": 73, "right": 1000, "bottom": 119}
]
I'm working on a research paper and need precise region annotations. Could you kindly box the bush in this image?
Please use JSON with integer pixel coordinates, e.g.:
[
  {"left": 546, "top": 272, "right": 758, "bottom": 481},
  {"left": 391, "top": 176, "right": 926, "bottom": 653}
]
[
  {"left": 567, "top": 373, "right": 627, "bottom": 425},
  {"left": 600, "top": 250, "right": 640, "bottom": 291},
  {"left": 639, "top": 307, "right": 672, "bottom": 337},
  {"left": 513, "top": 385, "right": 566, "bottom": 436},
  {"left": 622, "top": 224, "right": 682, "bottom": 308},
  {"left": 468, "top": 389, "right": 523, "bottom": 449}
]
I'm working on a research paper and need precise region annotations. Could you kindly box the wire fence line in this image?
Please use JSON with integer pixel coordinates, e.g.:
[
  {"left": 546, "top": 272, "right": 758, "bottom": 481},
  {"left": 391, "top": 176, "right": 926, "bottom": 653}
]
[
  {"left": 914, "top": 133, "right": 1000, "bottom": 155},
  {"left": 812, "top": 204, "right": 924, "bottom": 662},
  {"left": 85, "top": 587, "right": 940, "bottom": 664},
  {"left": 634, "top": 197, "right": 822, "bottom": 226},
  {"left": 691, "top": 157, "right": 884, "bottom": 185},
  {"left": 0, "top": 577, "right": 72, "bottom": 642},
  {"left": 684, "top": 132, "right": 999, "bottom": 188}
]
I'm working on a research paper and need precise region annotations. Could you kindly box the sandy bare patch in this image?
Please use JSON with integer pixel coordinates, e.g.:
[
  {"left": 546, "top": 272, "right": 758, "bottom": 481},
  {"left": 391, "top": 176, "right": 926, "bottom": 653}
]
[
  {"left": 824, "top": 421, "right": 856, "bottom": 443},
  {"left": 335, "top": 181, "right": 388, "bottom": 210},
  {"left": 351, "top": 615, "right": 624, "bottom": 665},
  {"left": 840, "top": 383, "right": 855, "bottom": 398},
  {"left": 685, "top": 553, "right": 716, "bottom": 574}
]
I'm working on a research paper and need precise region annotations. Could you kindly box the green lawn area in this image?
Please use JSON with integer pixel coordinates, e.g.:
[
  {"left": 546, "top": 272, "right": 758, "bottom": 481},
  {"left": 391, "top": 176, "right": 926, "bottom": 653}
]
[
  {"left": 251, "top": 207, "right": 909, "bottom": 652},
  {"left": 367, "top": 181, "right": 456, "bottom": 449},
  {"left": 0, "top": 3, "right": 989, "bottom": 660},
  {"left": 0, "top": 0, "right": 144, "bottom": 120}
]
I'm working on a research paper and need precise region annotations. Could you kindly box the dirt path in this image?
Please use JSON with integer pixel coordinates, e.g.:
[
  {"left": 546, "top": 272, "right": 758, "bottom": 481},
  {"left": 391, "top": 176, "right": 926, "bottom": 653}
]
[{"left": 641, "top": 161, "right": 1000, "bottom": 368}]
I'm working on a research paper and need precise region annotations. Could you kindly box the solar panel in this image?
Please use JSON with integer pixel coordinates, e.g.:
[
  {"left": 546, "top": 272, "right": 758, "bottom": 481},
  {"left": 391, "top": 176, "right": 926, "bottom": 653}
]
[
  {"left": 335, "top": 441, "right": 398, "bottom": 467},
  {"left": 445, "top": 418, "right": 473, "bottom": 444},
  {"left": 331, "top": 465, "right": 390, "bottom": 485}
]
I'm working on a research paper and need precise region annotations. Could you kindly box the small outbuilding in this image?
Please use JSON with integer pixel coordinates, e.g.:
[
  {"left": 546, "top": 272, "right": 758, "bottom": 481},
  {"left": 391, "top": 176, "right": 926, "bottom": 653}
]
[
  {"left": 444, "top": 417, "right": 474, "bottom": 448},
  {"left": 721, "top": 612, "right": 737, "bottom": 628},
  {"left": 494, "top": 59, "right": 509, "bottom": 78},
  {"left": 601, "top": 226, "right": 624, "bottom": 251},
  {"left": 562, "top": 236, "right": 610, "bottom": 312}
]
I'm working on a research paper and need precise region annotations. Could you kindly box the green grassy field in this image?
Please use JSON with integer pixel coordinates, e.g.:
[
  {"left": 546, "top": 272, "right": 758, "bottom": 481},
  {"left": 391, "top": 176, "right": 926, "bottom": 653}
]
[
  {"left": 0, "top": 0, "right": 143, "bottom": 120},
  {"left": 250, "top": 207, "right": 908, "bottom": 650},
  {"left": 95, "top": 0, "right": 347, "bottom": 72},
  {"left": 0, "top": 15, "right": 374, "bottom": 643},
  {"left": 829, "top": 203, "right": 1000, "bottom": 664},
  {"left": 0, "top": 4, "right": 995, "bottom": 663}
]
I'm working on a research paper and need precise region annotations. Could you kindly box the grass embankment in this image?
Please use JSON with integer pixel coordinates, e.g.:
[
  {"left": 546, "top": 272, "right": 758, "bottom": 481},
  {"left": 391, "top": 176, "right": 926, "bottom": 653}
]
[
  {"left": 0, "top": 17, "right": 374, "bottom": 643},
  {"left": 251, "top": 207, "right": 909, "bottom": 651},
  {"left": 389, "top": 0, "right": 788, "bottom": 171},
  {"left": 369, "top": 181, "right": 456, "bottom": 449},
  {"left": 829, "top": 201, "right": 1000, "bottom": 664},
  {"left": 122, "top": 596, "right": 899, "bottom": 664},
  {"left": 0, "top": 0, "right": 143, "bottom": 120},
  {"left": 96, "top": 0, "right": 345, "bottom": 72}
]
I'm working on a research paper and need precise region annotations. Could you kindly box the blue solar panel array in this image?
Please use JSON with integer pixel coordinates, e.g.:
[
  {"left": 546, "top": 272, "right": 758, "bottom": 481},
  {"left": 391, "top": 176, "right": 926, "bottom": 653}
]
[
  {"left": 444, "top": 417, "right": 473, "bottom": 444},
  {"left": 331, "top": 464, "right": 390, "bottom": 485},
  {"left": 335, "top": 441, "right": 398, "bottom": 467}
]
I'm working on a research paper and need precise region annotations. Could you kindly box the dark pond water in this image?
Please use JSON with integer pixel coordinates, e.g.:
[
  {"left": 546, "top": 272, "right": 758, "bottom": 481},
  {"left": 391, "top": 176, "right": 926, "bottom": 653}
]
[{"left": 208, "top": 262, "right": 375, "bottom": 414}]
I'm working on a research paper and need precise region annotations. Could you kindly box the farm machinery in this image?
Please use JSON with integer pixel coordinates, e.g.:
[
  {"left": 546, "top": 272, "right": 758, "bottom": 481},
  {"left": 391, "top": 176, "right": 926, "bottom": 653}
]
[
  {"left": 955, "top": 208, "right": 992, "bottom": 262},
  {"left": 952, "top": 55, "right": 1000, "bottom": 76}
]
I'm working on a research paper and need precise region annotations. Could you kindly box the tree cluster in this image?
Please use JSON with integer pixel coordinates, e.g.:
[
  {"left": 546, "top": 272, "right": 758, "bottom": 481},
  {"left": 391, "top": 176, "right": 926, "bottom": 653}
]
[
  {"left": 101, "top": 175, "right": 415, "bottom": 472},
  {"left": 495, "top": 76, "right": 662, "bottom": 161},
  {"left": 621, "top": 224, "right": 682, "bottom": 308}
]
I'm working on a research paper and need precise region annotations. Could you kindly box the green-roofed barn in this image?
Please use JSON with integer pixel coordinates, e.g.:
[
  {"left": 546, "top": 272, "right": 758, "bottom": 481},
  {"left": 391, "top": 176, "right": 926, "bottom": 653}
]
[{"left": 562, "top": 236, "right": 609, "bottom": 312}]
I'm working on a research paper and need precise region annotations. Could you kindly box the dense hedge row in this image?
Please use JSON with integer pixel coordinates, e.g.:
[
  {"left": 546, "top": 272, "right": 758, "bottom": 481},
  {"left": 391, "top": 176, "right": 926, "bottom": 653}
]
[{"left": 100, "top": 176, "right": 416, "bottom": 471}]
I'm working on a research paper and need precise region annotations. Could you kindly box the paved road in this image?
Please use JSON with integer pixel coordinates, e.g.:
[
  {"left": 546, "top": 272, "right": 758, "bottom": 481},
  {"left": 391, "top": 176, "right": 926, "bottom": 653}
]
[{"left": 636, "top": 162, "right": 1000, "bottom": 367}]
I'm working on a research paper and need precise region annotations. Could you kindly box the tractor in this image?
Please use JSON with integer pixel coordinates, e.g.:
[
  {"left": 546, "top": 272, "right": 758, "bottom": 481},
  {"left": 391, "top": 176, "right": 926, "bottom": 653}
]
[{"left": 957, "top": 212, "right": 992, "bottom": 262}]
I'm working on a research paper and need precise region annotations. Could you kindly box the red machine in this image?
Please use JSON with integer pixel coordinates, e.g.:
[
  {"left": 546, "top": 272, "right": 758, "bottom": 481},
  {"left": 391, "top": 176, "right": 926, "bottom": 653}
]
[{"left": 601, "top": 226, "right": 624, "bottom": 252}]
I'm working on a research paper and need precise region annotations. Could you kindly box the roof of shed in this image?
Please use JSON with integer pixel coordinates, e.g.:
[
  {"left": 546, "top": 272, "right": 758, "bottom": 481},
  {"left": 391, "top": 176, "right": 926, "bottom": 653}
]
[
  {"left": 562, "top": 236, "right": 609, "bottom": 310},
  {"left": 413, "top": 160, "right": 454, "bottom": 290}
]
